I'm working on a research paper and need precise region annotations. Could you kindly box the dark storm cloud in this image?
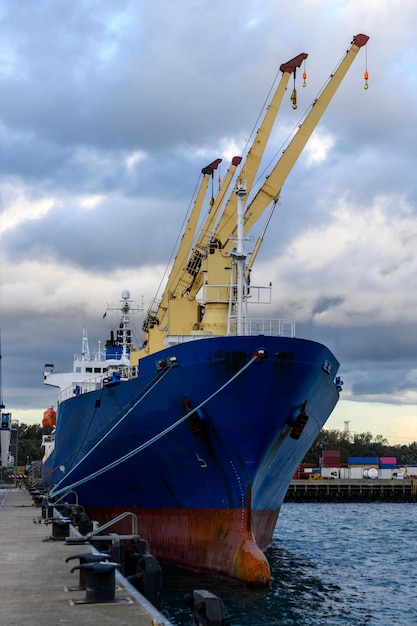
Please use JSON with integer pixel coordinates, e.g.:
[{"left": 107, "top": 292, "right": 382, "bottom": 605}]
[
  {"left": 312, "top": 296, "right": 345, "bottom": 317},
  {"left": 1, "top": 1, "right": 417, "bottom": 443},
  {"left": 351, "top": 370, "right": 417, "bottom": 398},
  {"left": 2, "top": 192, "right": 188, "bottom": 271},
  {"left": 0, "top": 1, "right": 281, "bottom": 156}
]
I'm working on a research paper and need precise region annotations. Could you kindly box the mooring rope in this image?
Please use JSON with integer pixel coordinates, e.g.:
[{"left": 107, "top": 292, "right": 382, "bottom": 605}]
[
  {"left": 50, "top": 353, "right": 259, "bottom": 498},
  {"left": 49, "top": 365, "right": 172, "bottom": 496}
]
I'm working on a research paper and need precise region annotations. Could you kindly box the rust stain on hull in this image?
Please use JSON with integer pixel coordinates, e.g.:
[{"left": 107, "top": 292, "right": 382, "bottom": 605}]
[{"left": 86, "top": 505, "right": 279, "bottom": 588}]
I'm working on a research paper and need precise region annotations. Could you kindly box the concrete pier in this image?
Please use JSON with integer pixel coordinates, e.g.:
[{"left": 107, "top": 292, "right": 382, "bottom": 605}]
[
  {"left": 285, "top": 478, "right": 417, "bottom": 502},
  {"left": 0, "top": 488, "right": 172, "bottom": 625}
]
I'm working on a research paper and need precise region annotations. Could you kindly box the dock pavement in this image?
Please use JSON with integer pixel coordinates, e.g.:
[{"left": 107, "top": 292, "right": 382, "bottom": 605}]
[{"left": 0, "top": 487, "right": 173, "bottom": 625}]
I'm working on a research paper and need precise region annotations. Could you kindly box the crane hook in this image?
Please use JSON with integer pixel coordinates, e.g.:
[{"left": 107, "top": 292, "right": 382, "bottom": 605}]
[
  {"left": 290, "top": 88, "right": 297, "bottom": 109},
  {"left": 364, "top": 71, "right": 369, "bottom": 90}
]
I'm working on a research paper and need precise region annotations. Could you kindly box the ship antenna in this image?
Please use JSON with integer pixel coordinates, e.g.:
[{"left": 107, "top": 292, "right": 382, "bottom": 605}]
[
  {"left": 0, "top": 336, "right": 4, "bottom": 411},
  {"left": 81, "top": 328, "right": 90, "bottom": 361}
]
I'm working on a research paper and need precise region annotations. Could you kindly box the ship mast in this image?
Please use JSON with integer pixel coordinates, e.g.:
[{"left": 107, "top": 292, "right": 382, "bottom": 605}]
[
  {"left": 229, "top": 181, "right": 248, "bottom": 336},
  {"left": 105, "top": 290, "right": 143, "bottom": 363}
]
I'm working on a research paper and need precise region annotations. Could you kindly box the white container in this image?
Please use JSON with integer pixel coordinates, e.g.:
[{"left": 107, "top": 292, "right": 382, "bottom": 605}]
[
  {"left": 349, "top": 467, "right": 363, "bottom": 479},
  {"left": 321, "top": 467, "right": 339, "bottom": 479},
  {"left": 339, "top": 467, "right": 350, "bottom": 479},
  {"left": 379, "top": 469, "right": 392, "bottom": 479}
]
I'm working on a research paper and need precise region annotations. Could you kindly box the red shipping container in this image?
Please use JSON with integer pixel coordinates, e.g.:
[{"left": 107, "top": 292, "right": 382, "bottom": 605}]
[{"left": 320, "top": 450, "right": 341, "bottom": 467}]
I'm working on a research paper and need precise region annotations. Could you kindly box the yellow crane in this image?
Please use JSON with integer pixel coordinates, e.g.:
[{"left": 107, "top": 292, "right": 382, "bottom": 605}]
[
  {"left": 139, "top": 51, "right": 309, "bottom": 355},
  {"left": 134, "top": 33, "right": 369, "bottom": 359}
]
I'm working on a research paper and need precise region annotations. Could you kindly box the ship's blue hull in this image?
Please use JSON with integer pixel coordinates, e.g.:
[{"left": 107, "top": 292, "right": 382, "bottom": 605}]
[{"left": 42, "top": 334, "right": 340, "bottom": 585}]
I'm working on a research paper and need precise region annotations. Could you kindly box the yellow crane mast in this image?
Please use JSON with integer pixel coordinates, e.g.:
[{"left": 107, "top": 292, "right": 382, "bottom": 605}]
[
  {"left": 189, "top": 34, "right": 369, "bottom": 304},
  {"left": 135, "top": 33, "right": 369, "bottom": 359},
  {"left": 138, "top": 51, "right": 309, "bottom": 356}
]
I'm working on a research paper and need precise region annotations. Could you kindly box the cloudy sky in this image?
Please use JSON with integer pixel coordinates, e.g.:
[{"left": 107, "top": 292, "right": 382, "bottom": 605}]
[{"left": 1, "top": 0, "right": 417, "bottom": 445}]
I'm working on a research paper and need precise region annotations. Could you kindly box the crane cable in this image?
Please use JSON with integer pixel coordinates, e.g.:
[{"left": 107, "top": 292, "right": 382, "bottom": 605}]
[
  {"left": 48, "top": 365, "right": 174, "bottom": 497},
  {"left": 364, "top": 43, "right": 369, "bottom": 89},
  {"left": 42, "top": 366, "right": 166, "bottom": 486}
]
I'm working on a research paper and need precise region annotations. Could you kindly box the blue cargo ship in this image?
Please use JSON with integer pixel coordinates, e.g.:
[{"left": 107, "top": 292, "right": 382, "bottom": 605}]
[{"left": 41, "top": 34, "right": 368, "bottom": 587}]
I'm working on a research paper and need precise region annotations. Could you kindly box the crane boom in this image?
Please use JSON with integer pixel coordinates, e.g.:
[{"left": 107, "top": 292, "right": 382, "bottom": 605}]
[
  {"left": 140, "top": 52, "right": 308, "bottom": 352},
  {"left": 142, "top": 158, "right": 221, "bottom": 334},
  {"left": 187, "top": 34, "right": 369, "bottom": 301},
  {"left": 163, "top": 53, "right": 308, "bottom": 306},
  {"left": 211, "top": 53, "right": 308, "bottom": 248},
  {"left": 239, "top": 33, "right": 369, "bottom": 240},
  {"left": 135, "top": 34, "right": 369, "bottom": 356}
]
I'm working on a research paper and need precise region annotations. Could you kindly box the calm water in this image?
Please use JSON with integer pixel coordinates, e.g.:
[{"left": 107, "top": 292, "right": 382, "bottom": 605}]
[{"left": 160, "top": 503, "right": 417, "bottom": 625}]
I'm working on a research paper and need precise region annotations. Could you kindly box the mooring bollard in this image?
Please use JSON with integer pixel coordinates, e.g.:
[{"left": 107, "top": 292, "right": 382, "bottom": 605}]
[
  {"left": 50, "top": 517, "right": 71, "bottom": 539},
  {"left": 127, "top": 551, "right": 162, "bottom": 609},
  {"left": 66, "top": 552, "right": 110, "bottom": 590},
  {"left": 70, "top": 561, "right": 120, "bottom": 603},
  {"left": 184, "top": 589, "right": 231, "bottom": 626},
  {"left": 41, "top": 501, "right": 54, "bottom": 520}
]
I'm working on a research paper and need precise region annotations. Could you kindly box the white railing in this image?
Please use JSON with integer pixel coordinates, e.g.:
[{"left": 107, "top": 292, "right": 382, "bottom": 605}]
[
  {"left": 202, "top": 283, "right": 272, "bottom": 304},
  {"left": 228, "top": 318, "right": 295, "bottom": 338},
  {"left": 58, "top": 365, "right": 138, "bottom": 403}
]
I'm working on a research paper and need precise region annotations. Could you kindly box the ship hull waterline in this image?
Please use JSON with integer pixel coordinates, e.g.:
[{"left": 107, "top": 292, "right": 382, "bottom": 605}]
[{"left": 42, "top": 335, "right": 340, "bottom": 587}]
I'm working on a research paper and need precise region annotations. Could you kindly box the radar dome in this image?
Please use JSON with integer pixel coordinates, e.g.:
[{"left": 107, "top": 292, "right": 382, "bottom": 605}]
[{"left": 121, "top": 289, "right": 130, "bottom": 300}]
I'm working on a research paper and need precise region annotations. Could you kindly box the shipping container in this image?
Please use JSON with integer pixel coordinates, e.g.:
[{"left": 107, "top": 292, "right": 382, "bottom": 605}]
[
  {"left": 379, "top": 469, "right": 393, "bottom": 479},
  {"left": 379, "top": 456, "right": 397, "bottom": 465},
  {"left": 339, "top": 467, "right": 350, "bottom": 479},
  {"left": 348, "top": 457, "right": 379, "bottom": 465},
  {"left": 321, "top": 450, "right": 340, "bottom": 462},
  {"left": 348, "top": 464, "right": 379, "bottom": 470},
  {"left": 380, "top": 463, "right": 396, "bottom": 469},
  {"left": 321, "top": 457, "right": 341, "bottom": 465},
  {"left": 322, "top": 450, "right": 341, "bottom": 458},
  {"left": 349, "top": 467, "right": 363, "bottom": 479},
  {"left": 321, "top": 467, "right": 339, "bottom": 479}
]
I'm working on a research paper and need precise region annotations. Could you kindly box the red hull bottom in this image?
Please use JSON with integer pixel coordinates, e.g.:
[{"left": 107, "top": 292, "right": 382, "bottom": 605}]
[{"left": 85, "top": 506, "right": 280, "bottom": 588}]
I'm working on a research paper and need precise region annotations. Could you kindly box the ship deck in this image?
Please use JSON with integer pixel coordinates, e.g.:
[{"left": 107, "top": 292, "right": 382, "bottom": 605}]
[{"left": 0, "top": 487, "right": 172, "bottom": 626}]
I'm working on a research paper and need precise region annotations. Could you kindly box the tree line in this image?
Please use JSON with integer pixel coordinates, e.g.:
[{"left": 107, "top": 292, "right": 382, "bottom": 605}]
[
  {"left": 15, "top": 423, "right": 44, "bottom": 466},
  {"left": 8, "top": 423, "right": 417, "bottom": 467},
  {"left": 303, "top": 429, "right": 417, "bottom": 466}
]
